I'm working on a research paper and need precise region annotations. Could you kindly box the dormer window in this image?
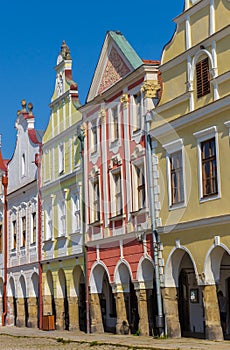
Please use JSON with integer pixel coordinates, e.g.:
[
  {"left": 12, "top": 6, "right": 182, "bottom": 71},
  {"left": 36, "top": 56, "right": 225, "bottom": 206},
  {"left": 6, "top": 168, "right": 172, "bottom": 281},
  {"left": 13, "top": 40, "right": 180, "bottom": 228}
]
[{"left": 196, "top": 57, "right": 210, "bottom": 98}]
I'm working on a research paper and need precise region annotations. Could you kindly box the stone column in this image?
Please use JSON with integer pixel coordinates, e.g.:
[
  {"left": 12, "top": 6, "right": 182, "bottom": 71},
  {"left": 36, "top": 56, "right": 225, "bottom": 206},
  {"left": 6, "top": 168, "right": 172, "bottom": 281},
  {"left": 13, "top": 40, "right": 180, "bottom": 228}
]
[
  {"left": 68, "top": 296, "right": 79, "bottom": 331},
  {"left": 115, "top": 292, "right": 129, "bottom": 334},
  {"left": 55, "top": 297, "right": 64, "bottom": 330},
  {"left": 27, "top": 297, "right": 38, "bottom": 328},
  {"left": 16, "top": 297, "right": 25, "bottom": 327},
  {"left": 202, "top": 285, "right": 223, "bottom": 340},
  {"left": 90, "top": 293, "right": 104, "bottom": 333},
  {"left": 162, "top": 287, "right": 181, "bottom": 338},
  {"left": 137, "top": 289, "right": 149, "bottom": 336}
]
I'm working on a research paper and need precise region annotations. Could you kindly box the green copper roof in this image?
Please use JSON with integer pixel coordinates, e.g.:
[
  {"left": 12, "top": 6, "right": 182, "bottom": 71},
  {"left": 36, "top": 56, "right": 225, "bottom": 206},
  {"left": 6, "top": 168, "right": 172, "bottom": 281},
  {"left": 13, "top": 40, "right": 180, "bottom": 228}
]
[{"left": 108, "top": 31, "right": 143, "bottom": 70}]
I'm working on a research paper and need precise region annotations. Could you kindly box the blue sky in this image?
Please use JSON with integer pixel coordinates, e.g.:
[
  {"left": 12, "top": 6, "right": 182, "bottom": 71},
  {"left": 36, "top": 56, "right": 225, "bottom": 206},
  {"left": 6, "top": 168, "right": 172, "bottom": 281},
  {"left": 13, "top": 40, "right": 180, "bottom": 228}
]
[{"left": 0, "top": 1, "right": 183, "bottom": 159}]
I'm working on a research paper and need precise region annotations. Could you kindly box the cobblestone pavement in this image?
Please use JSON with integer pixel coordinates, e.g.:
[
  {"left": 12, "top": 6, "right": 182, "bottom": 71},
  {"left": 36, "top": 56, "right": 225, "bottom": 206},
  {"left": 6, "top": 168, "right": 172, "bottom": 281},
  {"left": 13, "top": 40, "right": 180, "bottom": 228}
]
[{"left": 0, "top": 327, "right": 229, "bottom": 350}]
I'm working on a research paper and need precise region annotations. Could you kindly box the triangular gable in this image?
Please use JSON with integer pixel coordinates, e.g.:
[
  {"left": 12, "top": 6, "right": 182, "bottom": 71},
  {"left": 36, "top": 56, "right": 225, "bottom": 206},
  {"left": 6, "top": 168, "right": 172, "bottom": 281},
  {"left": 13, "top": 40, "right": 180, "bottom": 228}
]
[{"left": 86, "top": 31, "right": 143, "bottom": 102}]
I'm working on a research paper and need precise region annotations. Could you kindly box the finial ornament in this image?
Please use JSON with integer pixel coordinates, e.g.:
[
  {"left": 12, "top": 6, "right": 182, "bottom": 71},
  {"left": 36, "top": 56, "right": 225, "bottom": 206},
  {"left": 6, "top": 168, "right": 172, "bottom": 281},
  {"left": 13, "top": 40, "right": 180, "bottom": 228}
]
[
  {"left": 28, "top": 102, "right": 33, "bottom": 116},
  {"left": 21, "top": 99, "right": 27, "bottom": 113},
  {"left": 60, "top": 40, "right": 71, "bottom": 60}
]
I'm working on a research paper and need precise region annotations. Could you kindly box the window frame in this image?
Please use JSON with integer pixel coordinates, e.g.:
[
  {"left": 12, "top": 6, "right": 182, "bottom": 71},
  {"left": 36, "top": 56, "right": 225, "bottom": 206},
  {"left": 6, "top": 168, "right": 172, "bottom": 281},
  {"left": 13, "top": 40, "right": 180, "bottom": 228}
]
[
  {"left": 196, "top": 57, "right": 210, "bottom": 99},
  {"left": 163, "top": 139, "right": 186, "bottom": 210},
  {"left": 193, "top": 126, "right": 220, "bottom": 202},
  {"left": 132, "top": 92, "right": 142, "bottom": 132},
  {"left": 132, "top": 161, "right": 146, "bottom": 212},
  {"left": 90, "top": 176, "right": 100, "bottom": 224},
  {"left": 110, "top": 169, "right": 123, "bottom": 218},
  {"left": 58, "top": 142, "right": 64, "bottom": 174}
]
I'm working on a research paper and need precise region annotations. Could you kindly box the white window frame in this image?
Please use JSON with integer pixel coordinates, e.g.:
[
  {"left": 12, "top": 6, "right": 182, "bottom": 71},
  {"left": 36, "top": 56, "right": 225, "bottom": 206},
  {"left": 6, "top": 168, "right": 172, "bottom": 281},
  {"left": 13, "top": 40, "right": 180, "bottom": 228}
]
[
  {"left": 21, "top": 153, "right": 26, "bottom": 177},
  {"left": 89, "top": 176, "right": 100, "bottom": 224},
  {"left": 193, "top": 126, "right": 220, "bottom": 202},
  {"left": 31, "top": 212, "right": 36, "bottom": 244},
  {"left": 163, "top": 139, "right": 186, "bottom": 210},
  {"left": 109, "top": 104, "right": 120, "bottom": 144},
  {"left": 58, "top": 196, "right": 66, "bottom": 237},
  {"left": 132, "top": 92, "right": 142, "bottom": 133},
  {"left": 20, "top": 214, "right": 26, "bottom": 248},
  {"left": 72, "top": 190, "right": 81, "bottom": 233},
  {"left": 110, "top": 168, "right": 123, "bottom": 218},
  {"left": 11, "top": 213, "right": 17, "bottom": 251},
  {"left": 131, "top": 160, "right": 146, "bottom": 212},
  {"left": 90, "top": 119, "right": 98, "bottom": 155},
  {"left": 44, "top": 203, "right": 52, "bottom": 241},
  {"left": 58, "top": 142, "right": 64, "bottom": 174}
]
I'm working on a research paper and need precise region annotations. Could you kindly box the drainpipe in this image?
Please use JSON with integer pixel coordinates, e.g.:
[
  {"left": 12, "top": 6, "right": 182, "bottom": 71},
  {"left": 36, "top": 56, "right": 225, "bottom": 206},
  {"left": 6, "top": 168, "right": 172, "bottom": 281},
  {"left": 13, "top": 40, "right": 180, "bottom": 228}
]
[
  {"left": 2, "top": 171, "right": 8, "bottom": 326},
  {"left": 145, "top": 112, "right": 164, "bottom": 337},
  {"left": 35, "top": 146, "right": 43, "bottom": 329},
  {"left": 78, "top": 127, "right": 90, "bottom": 334}
]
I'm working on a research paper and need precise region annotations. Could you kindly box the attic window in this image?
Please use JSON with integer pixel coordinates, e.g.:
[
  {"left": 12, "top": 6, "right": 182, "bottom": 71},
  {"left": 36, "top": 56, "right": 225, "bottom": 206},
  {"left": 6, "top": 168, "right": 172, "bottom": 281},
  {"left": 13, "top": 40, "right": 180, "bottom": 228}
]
[{"left": 196, "top": 57, "right": 210, "bottom": 98}]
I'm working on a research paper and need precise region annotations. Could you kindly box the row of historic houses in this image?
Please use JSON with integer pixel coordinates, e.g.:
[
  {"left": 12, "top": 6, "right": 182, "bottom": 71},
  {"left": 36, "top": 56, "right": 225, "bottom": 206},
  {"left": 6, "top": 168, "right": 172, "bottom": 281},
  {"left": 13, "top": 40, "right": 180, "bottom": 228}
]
[{"left": 0, "top": 0, "right": 230, "bottom": 341}]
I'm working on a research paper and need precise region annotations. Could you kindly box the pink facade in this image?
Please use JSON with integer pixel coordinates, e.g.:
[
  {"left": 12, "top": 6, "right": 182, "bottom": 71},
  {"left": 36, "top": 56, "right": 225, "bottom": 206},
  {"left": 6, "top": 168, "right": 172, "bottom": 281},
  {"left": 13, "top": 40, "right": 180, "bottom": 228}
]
[{"left": 81, "top": 31, "right": 161, "bottom": 335}]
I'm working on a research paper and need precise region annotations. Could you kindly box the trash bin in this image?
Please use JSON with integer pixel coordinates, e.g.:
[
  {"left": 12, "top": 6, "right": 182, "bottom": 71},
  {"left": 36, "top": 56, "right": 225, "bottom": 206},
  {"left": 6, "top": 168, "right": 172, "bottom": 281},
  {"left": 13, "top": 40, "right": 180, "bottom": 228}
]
[{"left": 42, "top": 315, "right": 55, "bottom": 331}]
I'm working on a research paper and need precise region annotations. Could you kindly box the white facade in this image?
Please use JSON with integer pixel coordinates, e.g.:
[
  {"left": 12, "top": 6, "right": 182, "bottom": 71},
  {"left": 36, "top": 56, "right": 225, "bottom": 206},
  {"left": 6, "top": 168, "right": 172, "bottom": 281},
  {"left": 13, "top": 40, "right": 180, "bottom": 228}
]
[{"left": 7, "top": 102, "right": 43, "bottom": 326}]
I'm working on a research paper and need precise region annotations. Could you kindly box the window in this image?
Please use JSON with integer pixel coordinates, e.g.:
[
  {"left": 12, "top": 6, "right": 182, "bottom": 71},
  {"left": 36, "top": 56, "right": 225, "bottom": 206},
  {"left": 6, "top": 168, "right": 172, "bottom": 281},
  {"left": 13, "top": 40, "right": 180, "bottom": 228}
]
[
  {"left": 112, "top": 171, "right": 122, "bottom": 217},
  {"left": 111, "top": 106, "right": 119, "bottom": 141},
  {"left": 91, "top": 121, "right": 98, "bottom": 154},
  {"left": 133, "top": 93, "right": 141, "bottom": 131},
  {"left": 21, "top": 153, "right": 26, "bottom": 177},
  {"left": 72, "top": 192, "right": 81, "bottom": 232},
  {"left": 58, "top": 143, "right": 64, "bottom": 174},
  {"left": 196, "top": 57, "right": 210, "bottom": 98},
  {"left": 91, "top": 177, "right": 100, "bottom": 223},
  {"left": 170, "top": 151, "right": 184, "bottom": 205},
  {"left": 58, "top": 199, "right": 66, "bottom": 236},
  {"left": 31, "top": 212, "right": 36, "bottom": 244},
  {"left": 21, "top": 216, "right": 26, "bottom": 247},
  {"left": 163, "top": 139, "right": 186, "bottom": 208},
  {"left": 12, "top": 220, "right": 17, "bottom": 250},
  {"left": 201, "top": 138, "right": 218, "bottom": 197},
  {"left": 133, "top": 165, "right": 146, "bottom": 211},
  {"left": 0, "top": 224, "right": 2, "bottom": 253},
  {"left": 193, "top": 126, "right": 220, "bottom": 201},
  {"left": 45, "top": 207, "right": 52, "bottom": 240}
]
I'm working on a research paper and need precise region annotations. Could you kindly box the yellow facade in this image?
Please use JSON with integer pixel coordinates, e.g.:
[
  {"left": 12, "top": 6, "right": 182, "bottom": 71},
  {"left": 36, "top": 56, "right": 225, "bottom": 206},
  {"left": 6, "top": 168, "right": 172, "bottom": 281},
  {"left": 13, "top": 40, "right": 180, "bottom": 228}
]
[
  {"left": 41, "top": 42, "right": 86, "bottom": 331},
  {"left": 150, "top": 0, "right": 230, "bottom": 340}
]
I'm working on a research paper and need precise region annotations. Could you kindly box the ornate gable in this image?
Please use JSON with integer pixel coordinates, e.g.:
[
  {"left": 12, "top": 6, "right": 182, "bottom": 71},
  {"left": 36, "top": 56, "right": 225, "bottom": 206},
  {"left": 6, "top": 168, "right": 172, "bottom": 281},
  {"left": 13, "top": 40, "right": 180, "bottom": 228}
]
[
  {"left": 86, "top": 31, "right": 143, "bottom": 102},
  {"left": 98, "top": 47, "right": 130, "bottom": 95}
]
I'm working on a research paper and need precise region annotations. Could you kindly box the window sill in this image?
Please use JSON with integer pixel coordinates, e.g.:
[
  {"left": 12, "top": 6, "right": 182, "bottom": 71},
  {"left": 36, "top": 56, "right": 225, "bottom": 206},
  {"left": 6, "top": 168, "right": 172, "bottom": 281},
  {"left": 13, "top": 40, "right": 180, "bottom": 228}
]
[
  {"left": 110, "top": 214, "right": 126, "bottom": 222},
  {"left": 130, "top": 208, "right": 148, "bottom": 216},
  {"left": 56, "top": 234, "right": 67, "bottom": 240},
  {"left": 89, "top": 220, "right": 103, "bottom": 227},
  {"left": 69, "top": 229, "right": 81, "bottom": 236},
  {"left": 200, "top": 193, "right": 220, "bottom": 204},
  {"left": 169, "top": 202, "right": 186, "bottom": 211},
  {"left": 43, "top": 238, "right": 54, "bottom": 243},
  {"left": 132, "top": 128, "right": 141, "bottom": 135}
]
